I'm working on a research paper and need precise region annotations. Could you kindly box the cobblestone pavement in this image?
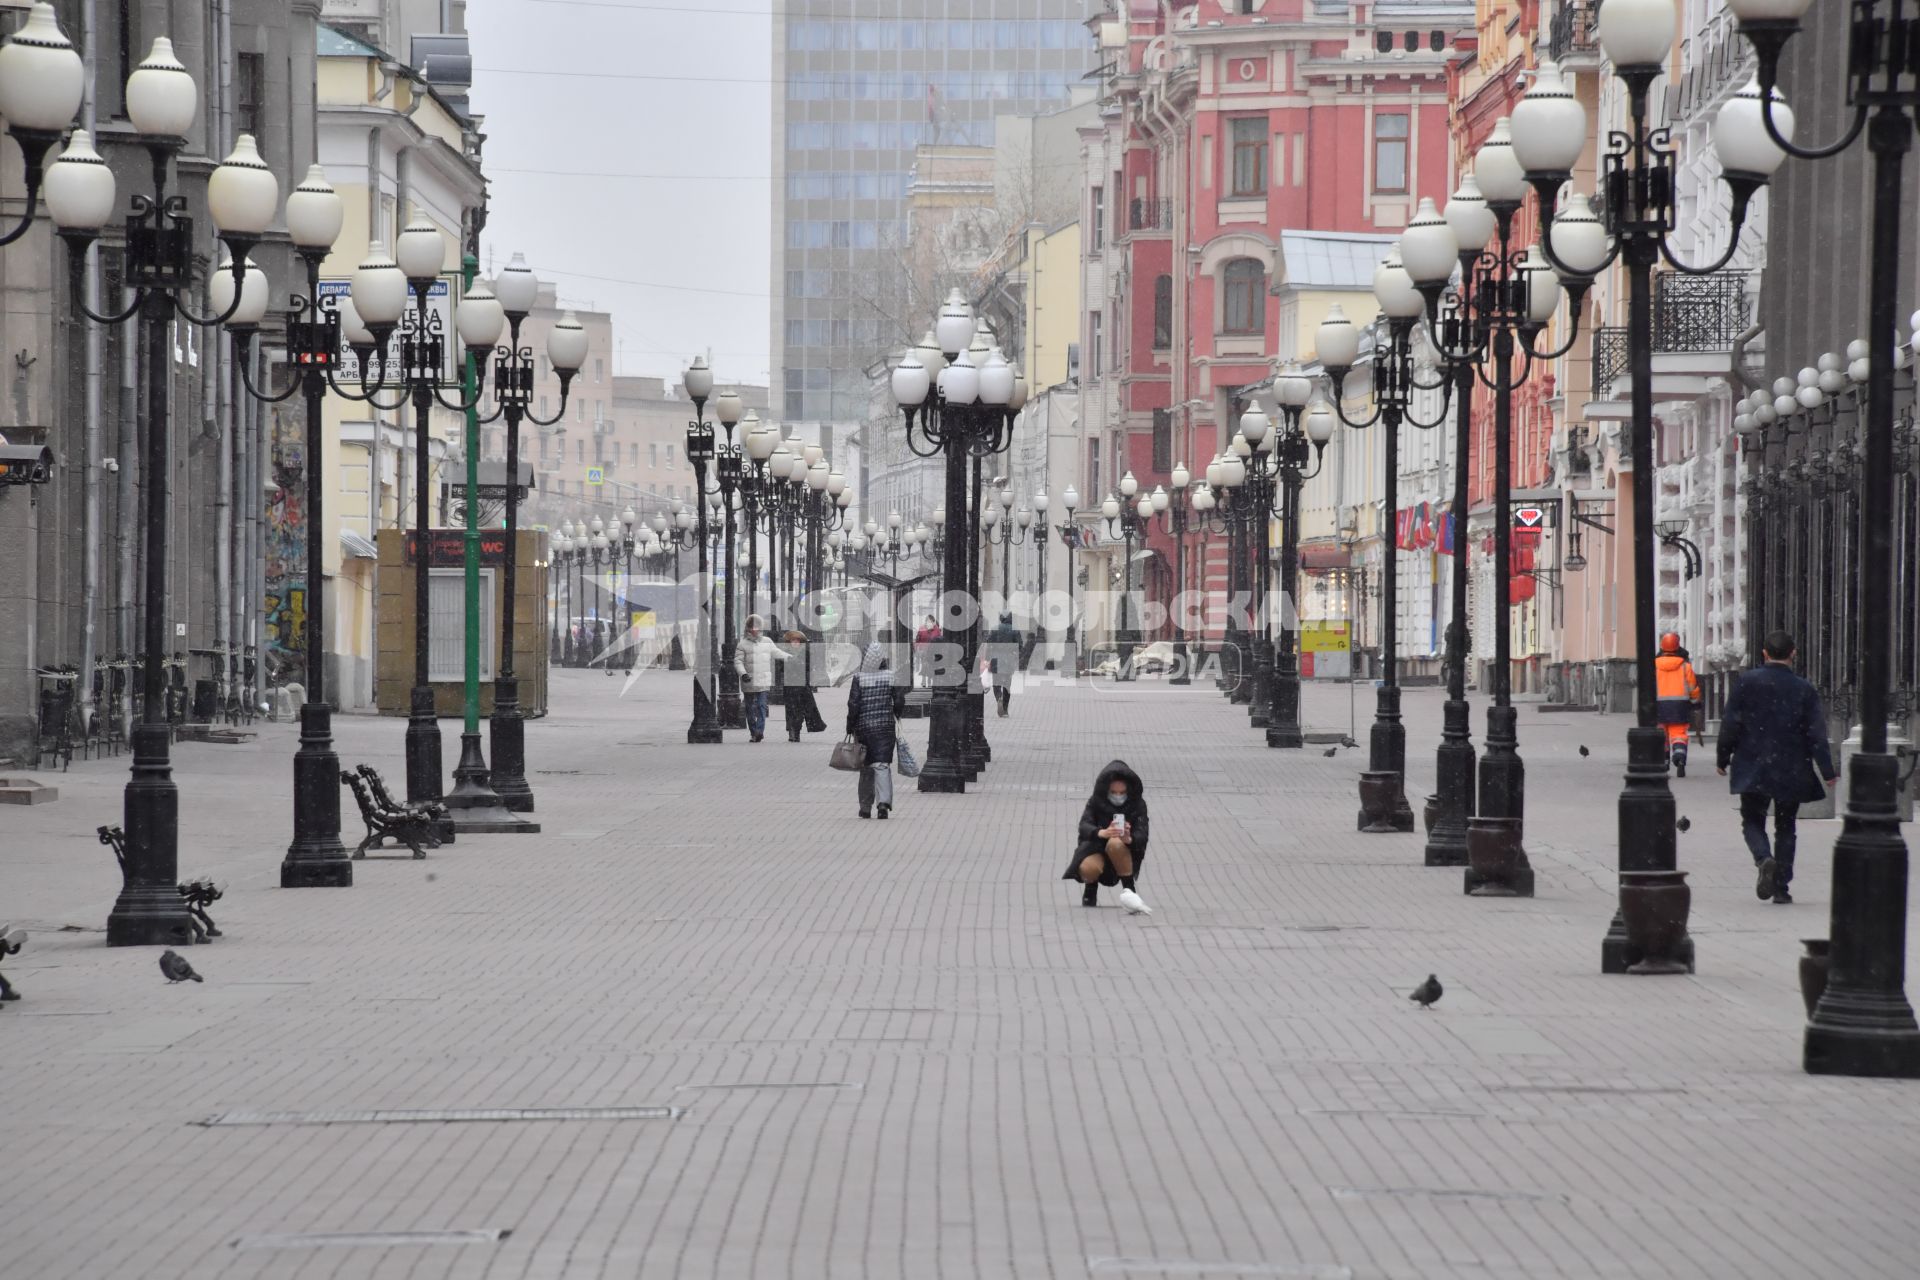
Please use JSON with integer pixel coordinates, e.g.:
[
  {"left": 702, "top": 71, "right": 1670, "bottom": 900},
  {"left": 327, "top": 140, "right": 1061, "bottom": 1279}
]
[{"left": 2, "top": 668, "right": 1918, "bottom": 1280}]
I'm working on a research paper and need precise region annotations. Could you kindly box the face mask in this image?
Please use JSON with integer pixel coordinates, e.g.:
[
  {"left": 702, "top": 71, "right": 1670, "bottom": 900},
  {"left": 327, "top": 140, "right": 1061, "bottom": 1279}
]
[{"left": 1109, "top": 791, "right": 1127, "bottom": 807}]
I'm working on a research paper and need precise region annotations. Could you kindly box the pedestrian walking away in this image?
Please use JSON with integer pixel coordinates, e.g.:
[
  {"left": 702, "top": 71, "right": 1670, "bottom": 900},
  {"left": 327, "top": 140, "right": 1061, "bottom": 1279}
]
[
  {"left": 914, "top": 615, "right": 939, "bottom": 688},
  {"left": 1062, "top": 760, "right": 1152, "bottom": 914},
  {"left": 736, "top": 614, "right": 781, "bottom": 743},
  {"left": 1654, "top": 632, "right": 1703, "bottom": 776},
  {"left": 982, "top": 612, "right": 1022, "bottom": 718},
  {"left": 777, "top": 630, "right": 826, "bottom": 743},
  {"left": 1715, "top": 630, "right": 1838, "bottom": 905},
  {"left": 847, "top": 642, "right": 900, "bottom": 819}
]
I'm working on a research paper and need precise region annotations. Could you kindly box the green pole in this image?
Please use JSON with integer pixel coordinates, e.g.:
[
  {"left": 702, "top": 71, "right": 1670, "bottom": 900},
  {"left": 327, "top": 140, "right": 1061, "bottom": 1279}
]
[{"left": 461, "top": 252, "right": 481, "bottom": 737}]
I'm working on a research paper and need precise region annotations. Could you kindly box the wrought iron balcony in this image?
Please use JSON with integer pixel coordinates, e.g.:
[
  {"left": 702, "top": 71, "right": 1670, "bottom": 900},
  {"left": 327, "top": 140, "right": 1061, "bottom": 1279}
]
[
  {"left": 1548, "top": 0, "right": 1601, "bottom": 66},
  {"left": 1592, "top": 271, "right": 1752, "bottom": 394},
  {"left": 1129, "top": 197, "right": 1172, "bottom": 232}
]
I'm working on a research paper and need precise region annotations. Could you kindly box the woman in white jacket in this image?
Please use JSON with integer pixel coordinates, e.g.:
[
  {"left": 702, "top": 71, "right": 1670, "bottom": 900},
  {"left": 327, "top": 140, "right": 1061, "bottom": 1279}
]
[{"left": 735, "top": 614, "right": 781, "bottom": 742}]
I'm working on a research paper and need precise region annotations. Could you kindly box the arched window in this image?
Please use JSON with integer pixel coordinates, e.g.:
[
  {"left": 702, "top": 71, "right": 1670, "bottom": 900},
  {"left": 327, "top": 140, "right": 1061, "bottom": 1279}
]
[
  {"left": 1152, "top": 275, "right": 1173, "bottom": 349},
  {"left": 1222, "top": 258, "right": 1265, "bottom": 335}
]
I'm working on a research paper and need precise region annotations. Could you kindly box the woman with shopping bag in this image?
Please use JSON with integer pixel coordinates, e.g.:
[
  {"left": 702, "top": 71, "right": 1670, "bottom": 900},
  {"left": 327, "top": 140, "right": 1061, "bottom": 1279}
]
[{"left": 845, "top": 642, "right": 900, "bottom": 819}]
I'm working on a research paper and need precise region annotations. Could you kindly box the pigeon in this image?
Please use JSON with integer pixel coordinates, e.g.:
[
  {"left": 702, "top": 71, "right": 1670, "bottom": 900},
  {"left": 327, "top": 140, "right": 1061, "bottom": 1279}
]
[
  {"left": 1341, "top": 737, "right": 1360, "bottom": 750},
  {"left": 1579, "top": 745, "right": 1591, "bottom": 757},
  {"left": 1408, "top": 974, "right": 1443, "bottom": 1009},
  {"left": 1117, "top": 888, "right": 1154, "bottom": 917},
  {"left": 159, "top": 950, "right": 202, "bottom": 983},
  {"left": 1323, "top": 747, "right": 1338, "bottom": 757},
  {"left": 1676, "top": 815, "right": 1691, "bottom": 833}
]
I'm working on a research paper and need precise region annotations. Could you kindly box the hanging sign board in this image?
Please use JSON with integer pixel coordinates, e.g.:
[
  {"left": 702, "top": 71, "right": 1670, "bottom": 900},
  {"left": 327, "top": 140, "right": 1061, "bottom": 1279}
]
[{"left": 318, "top": 276, "right": 458, "bottom": 382}]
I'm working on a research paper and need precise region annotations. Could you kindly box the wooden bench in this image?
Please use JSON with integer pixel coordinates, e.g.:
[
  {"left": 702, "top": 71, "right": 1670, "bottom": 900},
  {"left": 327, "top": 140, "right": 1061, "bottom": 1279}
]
[
  {"left": 341, "top": 770, "right": 442, "bottom": 859},
  {"left": 0, "top": 923, "right": 23, "bottom": 1004}
]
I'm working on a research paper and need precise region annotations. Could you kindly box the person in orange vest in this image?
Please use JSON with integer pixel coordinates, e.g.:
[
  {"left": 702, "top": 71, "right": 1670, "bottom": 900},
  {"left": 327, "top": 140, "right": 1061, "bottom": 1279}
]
[{"left": 1654, "top": 633, "right": 1703, "bottom": 776}]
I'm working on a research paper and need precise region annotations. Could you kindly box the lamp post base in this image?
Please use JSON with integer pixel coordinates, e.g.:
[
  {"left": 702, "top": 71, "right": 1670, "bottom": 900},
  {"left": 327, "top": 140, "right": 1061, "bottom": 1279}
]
[
  {"left": 109, "top": 723, "right": 199, "bottom": 947},
  {"left": 918, "top": 689, "right": 968, "bottom": 794},
  {"left": 282, "top": 702, "right": 353, "bottom": 887},
  {"left": 444, "top": 732, "right": 539, "bottom": 834},
  {"left": 718, "top": 658, "right": 746, "bottom": 730},
  {"left": 669, "top": 633, "right": 687, "bottom": 672},
  {"left": 1266, "top": 667, "right": 1303, "bottom": 749},
  {"left": 1170, "top": 637, "right": 1192, "bottom": 686},
  {"left": 1248, "top": 638, "right": 1273, "bottom": 729},
  {"left": 1805, "top": 751, "right": 1920, "bottom": 1077},
  {"left": 1464, "top": 816, "right": 1531, "bottom": 896},
  {"left": 403, "top": 687, "right": 443, "bottom": 806},
  {"left": 1424, "top": 700, "right": 1475, "bottom": 867},
  {"left": 1358, "top": 771, "right": 1415, "bottom": 833},
  {"left": 1602, "top": 725, "right": 1685, "bottom": 973},
  {"left": 489, "top": 679, "right": 536, "bottom": 813},
  {"left": 1358, "top": 684, "right": 1412, "bottom": 832}
]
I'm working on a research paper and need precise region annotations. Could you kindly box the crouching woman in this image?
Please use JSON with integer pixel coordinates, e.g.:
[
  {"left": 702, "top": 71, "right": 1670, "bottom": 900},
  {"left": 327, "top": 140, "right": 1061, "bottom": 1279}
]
[{"left": 1062, "top": 760, "right": 1152, "bottom": 914}]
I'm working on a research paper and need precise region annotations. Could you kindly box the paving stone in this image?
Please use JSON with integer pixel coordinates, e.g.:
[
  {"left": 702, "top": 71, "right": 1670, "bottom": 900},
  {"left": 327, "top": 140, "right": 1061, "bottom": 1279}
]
[{"left": 0, "top": 670, "right": 1915, "bottom": 1279}]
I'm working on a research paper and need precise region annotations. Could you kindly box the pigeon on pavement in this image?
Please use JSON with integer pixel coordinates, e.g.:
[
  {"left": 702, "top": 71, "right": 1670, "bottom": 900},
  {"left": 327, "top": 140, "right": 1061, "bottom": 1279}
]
[
  {"left": 1322, "top": 747, "right": 1338, "bottom": 757},
  {"left": 1579, "top": 745, "right": 1591, "bottom": 757},
  {"left": 159, "top": 950, "right": 202, "bottom": 983},
  {"left": 1408, "top": 974, "right": 1443, "bottom": 1009},
  {"left": 1676, "top": 815, "right": 1691, "bottom": 833},
  {"left": 1117, "top": 888, "right": 1153, "bottom": 917}
]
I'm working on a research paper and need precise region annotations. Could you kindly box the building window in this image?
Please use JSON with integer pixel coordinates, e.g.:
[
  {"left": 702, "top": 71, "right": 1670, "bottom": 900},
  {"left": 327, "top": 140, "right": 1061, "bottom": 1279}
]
[
  {"left": 576, "top": 439, "right": 585, "bottom": 464},
  {"left": 1222, "top": 258, "right": 1265, "bottom": 335},
  {"left": 666, "top": 444, "right": 676, "bottom": 468},
  {"left": 1374, "top": 113, "right": 1410, "bottom": 193},
  {"left": 1090, "top": 186, "right": 1104, "bottom": 250},
  {"left": 1152, "top": 408, "right": 1173, "bottom": 473},
  {"left": 1229, "top": 117, "right": 1268, "bottom": 197},
  {"left": 1152, "top": 275, "right": 1173, "bottom": 350},
  {"left": 594, "top": 358, "right": 604, "bottom": 383},
  {"left": 236, "top": 53, "right": 265, "bottom": 157},
  {"left": 630, "top": 443, "right": 639, "bottom": 466},
  {"left": 650, "top": 443, "right": 659, "bottom": 467},
  {"left": 1088, "top": 311, "right": 1103, "bottom": 380}
]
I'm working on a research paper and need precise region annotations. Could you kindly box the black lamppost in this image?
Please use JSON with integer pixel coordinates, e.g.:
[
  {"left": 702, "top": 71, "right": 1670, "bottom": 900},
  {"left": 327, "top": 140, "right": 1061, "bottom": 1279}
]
[
  {"left": 886, "top": 292, "right": 1019, "bottom": 793},
  {"left": 1262, "top": 375, "right": 1334, "bottom": 748},
  {"left": 683, "top": 358, "right": 724, "bottom": 744},
  {"left": 1060, "top": 487, "right": 1081, "bottom": 673},
  {"left": 697, "top": 387, "right": 746, "bottom": 725},
  {"left": 1232, "top": 414, "right": 1279, "bottom": 726},
  {"left": 650, "top": 500, "right": 698, "bottom": 670},
  {"left": 222, "top": 166, "right": 356, "bottom": 884},
  {"left": 1103, "top": 472, "right": 1145, "bottom": 681},
  {"left": 1720, "top": 0, "right": 1920, "bottom": 1075},
  {"left": 1031, "top": 489, "right": 1055, "bottom": 669},
  {"left": 980, "top": 482, "right": 1032, "bottom": 605},
  {"left": 454, "top": 255, "right": 582, "bottom": 810},
  {"left": 1508, "top": 20, "right": 1779, "bottom": 973},
  {"left": 549, "top": 526, "right": 571, "bottom": 664},
  {"left": 1149, "top": 468, "right": 1194, "bottom": 685},
  {"left": 47, "top": 40, "right": 282, "bottom": 943},
  {"left": 1398, "top": 179, "right": 1590, "bottom": 884},
  {"left": 1318, "top": 288, "right": 1448, "bottom": 835}
]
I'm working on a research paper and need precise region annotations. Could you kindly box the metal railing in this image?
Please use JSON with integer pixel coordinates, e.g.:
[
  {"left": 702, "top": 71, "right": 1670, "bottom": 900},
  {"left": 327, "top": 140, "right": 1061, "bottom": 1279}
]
[
  {"left": 1129, "top": 197, "right": 1172, "bottom": 231},
  {"left": 1592, "top": 271, "right": 1751, "bottom": 393},
  {"left": 1548, "top": 0, "right": 1601, "bottom": 63}
]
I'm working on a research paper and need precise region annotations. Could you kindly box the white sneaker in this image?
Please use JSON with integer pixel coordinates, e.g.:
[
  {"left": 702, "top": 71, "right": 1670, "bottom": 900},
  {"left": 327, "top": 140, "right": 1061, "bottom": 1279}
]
[{"left": 1117, "top": 889, "right": 1152, "bottom": 916}]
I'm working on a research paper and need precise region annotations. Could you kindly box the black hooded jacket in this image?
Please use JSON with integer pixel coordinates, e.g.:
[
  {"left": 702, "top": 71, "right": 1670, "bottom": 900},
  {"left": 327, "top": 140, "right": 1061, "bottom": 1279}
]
[{"left": 1062, "top": 759, "right": 1149, "bottom": 882}]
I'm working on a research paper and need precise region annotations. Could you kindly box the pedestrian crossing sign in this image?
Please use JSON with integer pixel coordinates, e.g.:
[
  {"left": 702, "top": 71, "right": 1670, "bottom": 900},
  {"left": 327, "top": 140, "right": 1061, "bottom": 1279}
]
[{"left": 586, "top": 467, "right": 605, "bottom": 486}]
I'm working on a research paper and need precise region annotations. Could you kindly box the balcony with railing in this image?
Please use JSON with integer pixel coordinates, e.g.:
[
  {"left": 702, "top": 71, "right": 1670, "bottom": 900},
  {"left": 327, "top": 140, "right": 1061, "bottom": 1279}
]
[
  {"left": 1548, "top": 0, "right": 1602, "bottom": 68},
  {"left": 1592, "top": 271, "right": 1752, "bottom": 398},
  {"left": 1128, "top": 197, "right": 1172, "bottom": 233}
]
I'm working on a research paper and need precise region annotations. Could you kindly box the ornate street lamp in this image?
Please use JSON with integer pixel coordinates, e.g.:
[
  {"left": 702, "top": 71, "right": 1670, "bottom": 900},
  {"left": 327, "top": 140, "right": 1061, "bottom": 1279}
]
[
  {"left": 222, "top": 165, "right": 364, "bottom": 880},
  {"left": 49, "top": 41, "right": 279, "bottom": 943},
  {"left": 652, "top": 500, "right": 700, "bottom": 671},
  {"left": 1263, "top": 376, "right": 1334, "bottom": 747},
  {"left": 0, "top": 4, "right": 85, "bottom": 248},
  {"left": 887, "top": 292, "right": 1017, "bottom": 792},
  {"left": 1515, "top": 6, "right": 1784, "bottom": 973},
  {"left": 1061, "top": 486, "right": 1081, "bottom": 672},
  {"left": 1398, "top": 174, "right": 1590, "bottom": 883},
  {"left": 1723, "top": 0, "right": 1920, "bottom": 1075},
  {"left": 683, "top": 357, "right": 724, "bottom": 743},
  {"left": 1317, "top": 275, "right": 1450, "bottom": 835}
]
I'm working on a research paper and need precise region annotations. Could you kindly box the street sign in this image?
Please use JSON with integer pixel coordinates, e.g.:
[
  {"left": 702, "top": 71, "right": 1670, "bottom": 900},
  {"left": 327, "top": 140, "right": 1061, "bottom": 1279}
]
[
  {"left": 1301, "top": 621, "right": 1351, "bottom": 654},
  {"left": 318, "top": 277, "right": 457, "bottom": 382},
  {"left": 1514, "top": 506, "right": 1547, "bottom": 531},
  {"left": 585, "top": 467, "right": 605, "bottom": 486}
]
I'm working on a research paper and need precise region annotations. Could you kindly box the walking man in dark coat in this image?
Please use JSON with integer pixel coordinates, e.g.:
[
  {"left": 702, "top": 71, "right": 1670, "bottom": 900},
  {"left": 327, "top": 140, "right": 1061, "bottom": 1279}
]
[
  {"left": 981, "top": 612, "right": 1022, "bottom": 717},
  {"left": 1716, "top": 630, "right": 1838, "bottom": 904}
]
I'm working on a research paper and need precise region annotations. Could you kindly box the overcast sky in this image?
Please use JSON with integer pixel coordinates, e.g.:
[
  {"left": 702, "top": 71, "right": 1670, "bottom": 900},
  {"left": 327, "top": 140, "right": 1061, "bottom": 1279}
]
[{"left": 468, "top": 0, "right": 773, "bottom": 389}]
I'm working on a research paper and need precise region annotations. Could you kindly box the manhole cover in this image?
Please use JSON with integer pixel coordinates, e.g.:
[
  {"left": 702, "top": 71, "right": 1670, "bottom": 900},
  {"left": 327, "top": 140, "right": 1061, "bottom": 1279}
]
[
  {"left": 197, "top": 1106, "right": 680, "bottom": 1127},
  {"left": 233, "top": 1229, "right": 510, "bottom": 1251}
]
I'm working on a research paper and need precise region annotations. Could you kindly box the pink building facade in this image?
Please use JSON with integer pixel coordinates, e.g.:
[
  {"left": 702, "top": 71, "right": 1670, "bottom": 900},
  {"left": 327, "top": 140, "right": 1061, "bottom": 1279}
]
[{"left": 1081, "top": 0, "right": 1473, "bottom": 643}]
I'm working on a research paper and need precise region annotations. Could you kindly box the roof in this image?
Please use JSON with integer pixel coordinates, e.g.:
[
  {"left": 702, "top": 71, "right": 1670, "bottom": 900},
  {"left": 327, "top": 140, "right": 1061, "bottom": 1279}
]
[
  {"left": 1276, "top": 230, "right": 1400, "bottom": 291},
  {"left": 317, "top": 24, "right": 383, "bottom": 59},
  {"left": 340, "top": 530, "right": 378, "bottom": 561}
]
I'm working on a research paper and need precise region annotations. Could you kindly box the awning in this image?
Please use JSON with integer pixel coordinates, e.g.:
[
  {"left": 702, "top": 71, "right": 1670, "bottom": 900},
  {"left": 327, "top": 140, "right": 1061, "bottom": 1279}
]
[
  {"left": 1298, "top": 543, "right": 1350, "bottom": 571},
  {"left": 340, "top": 530, "right": 378, "bottom": 561}
]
